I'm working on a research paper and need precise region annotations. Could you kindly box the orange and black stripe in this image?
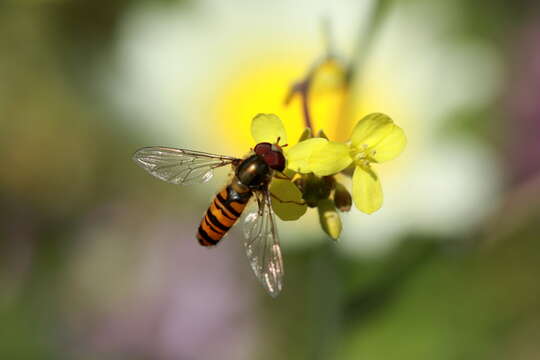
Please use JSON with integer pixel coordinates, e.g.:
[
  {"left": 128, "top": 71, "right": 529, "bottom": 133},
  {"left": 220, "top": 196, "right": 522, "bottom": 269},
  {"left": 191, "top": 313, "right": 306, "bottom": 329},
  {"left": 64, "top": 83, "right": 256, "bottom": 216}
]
[{"left": 196, "top": 185, "right": 252, "bottom": 246}]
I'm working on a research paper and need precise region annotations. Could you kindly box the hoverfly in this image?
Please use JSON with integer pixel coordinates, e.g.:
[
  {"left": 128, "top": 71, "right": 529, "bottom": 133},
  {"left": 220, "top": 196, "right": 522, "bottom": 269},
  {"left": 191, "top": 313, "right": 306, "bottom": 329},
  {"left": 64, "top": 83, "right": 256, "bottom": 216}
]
[{"left": 133, "top": 141, "right": 287, "bottom": 297}]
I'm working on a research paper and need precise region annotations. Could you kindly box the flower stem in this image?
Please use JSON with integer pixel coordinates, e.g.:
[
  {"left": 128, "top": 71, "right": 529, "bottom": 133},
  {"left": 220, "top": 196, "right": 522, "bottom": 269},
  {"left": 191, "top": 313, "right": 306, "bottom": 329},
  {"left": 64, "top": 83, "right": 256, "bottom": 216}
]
[
  {"left": 285, "top": 73, "right": 315, "bottom": 131},
  {"left": 300, "top": 84, "right": 313, "bottom": 131}
]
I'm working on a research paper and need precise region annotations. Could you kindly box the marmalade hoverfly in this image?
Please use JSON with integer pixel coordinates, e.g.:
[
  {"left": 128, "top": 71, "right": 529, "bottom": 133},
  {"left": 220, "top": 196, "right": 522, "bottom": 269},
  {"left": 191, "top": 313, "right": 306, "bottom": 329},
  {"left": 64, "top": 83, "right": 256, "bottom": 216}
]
[{"left": 133, "top": 141, "right": 287, "bottom": 297}]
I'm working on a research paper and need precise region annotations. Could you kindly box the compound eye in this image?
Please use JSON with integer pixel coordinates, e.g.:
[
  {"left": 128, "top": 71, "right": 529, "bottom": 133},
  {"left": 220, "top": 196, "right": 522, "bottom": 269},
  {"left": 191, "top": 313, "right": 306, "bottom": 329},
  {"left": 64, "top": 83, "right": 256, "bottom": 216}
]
[
  {"left": 254, "top": 142, "right": 272, "bottom": 155},
  {"left": 264, "top": 151, "right": 286, "bottom": 172}
]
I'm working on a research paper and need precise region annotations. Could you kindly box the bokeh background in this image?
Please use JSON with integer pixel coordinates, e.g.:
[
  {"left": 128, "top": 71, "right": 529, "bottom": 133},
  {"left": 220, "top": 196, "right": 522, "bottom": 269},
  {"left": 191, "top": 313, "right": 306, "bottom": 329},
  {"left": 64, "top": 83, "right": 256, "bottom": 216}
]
[{"left": 2, "top": 0, "right": 540, "bottom": 359}]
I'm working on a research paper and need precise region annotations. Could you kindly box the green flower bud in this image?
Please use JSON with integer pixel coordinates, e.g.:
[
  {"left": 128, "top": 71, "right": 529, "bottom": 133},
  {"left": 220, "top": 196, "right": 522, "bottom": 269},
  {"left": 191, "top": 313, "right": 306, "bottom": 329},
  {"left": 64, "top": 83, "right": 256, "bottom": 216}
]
[
  {"left": 298, "top": 127, "right": 312, "bottom": 142},
  {"left": 317, "top": 199, "right": 342, "bottom": 240},
  {"left": 334, "top": 182, "right": 352, "bottom": 212},
  {"left": 302, "top": 173, "right": 332, "bottom": 207},
  {"left": 317, "top": 129, "right": 329, "bottom": 140}
]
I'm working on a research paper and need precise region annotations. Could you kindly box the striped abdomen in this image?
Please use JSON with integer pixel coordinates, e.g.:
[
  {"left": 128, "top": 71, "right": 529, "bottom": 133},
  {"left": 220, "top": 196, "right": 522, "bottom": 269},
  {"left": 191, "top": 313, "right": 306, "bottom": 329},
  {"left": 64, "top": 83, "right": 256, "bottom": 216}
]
[{"left": 197, "top": 184, "right": 252, "bottom": 246}]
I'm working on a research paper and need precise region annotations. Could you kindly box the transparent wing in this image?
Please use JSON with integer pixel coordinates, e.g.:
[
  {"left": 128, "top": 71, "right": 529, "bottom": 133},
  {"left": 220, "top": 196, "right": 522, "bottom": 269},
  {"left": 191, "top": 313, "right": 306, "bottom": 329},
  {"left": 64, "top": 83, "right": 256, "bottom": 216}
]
[
  {"left": 243, "top": 191, "right": 284, "bottom": 297},
  {"left": 132, "top": 146, "right": 239, "bottom": 185}
]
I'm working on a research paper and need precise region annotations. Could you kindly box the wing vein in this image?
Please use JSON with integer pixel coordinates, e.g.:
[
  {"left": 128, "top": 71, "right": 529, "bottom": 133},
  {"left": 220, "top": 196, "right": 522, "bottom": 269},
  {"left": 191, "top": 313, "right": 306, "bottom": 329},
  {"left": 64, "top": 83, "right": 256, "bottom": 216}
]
[{"left": 133, "top": 146, "right": 239, "bottom": 185}]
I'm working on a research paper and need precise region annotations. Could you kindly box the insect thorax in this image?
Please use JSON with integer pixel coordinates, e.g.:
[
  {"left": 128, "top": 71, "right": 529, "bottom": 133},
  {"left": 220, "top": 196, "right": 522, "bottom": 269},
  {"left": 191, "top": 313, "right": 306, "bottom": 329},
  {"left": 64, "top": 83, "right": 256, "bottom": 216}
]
[{"left": 235, "top": 154, "right": 272, "bottom": 190}]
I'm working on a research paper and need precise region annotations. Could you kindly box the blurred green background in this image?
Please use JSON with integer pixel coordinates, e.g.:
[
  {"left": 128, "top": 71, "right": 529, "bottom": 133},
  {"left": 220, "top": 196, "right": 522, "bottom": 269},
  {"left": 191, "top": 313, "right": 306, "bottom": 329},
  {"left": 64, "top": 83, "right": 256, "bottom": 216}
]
[{"left": 2, "top": 0, "right": 540, "bottom": 359}]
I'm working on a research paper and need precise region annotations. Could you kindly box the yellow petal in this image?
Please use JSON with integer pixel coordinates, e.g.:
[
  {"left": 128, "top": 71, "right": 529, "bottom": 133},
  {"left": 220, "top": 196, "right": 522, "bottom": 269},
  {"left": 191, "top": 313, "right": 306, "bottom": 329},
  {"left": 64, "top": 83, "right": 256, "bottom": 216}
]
[
  {"left": 352, "top": 166, "right": 383, "bottom": 214},
  {"left": 309, "top": 141, "right": 352, "bottom": 176},
  {"left": 270, "top": 178, "right": 307, "bottom": 221},
  {"left": 371, "top": 124, "right": 407, "bottom": 163},
  {"left": 286, "top": 137, "right": 328, "bottom": 173},
  {"left": 350, "top": 113, "right": 394, "bottom": 149},
  {"left": 251, "top": 113, "right": 287, "bottom": 144}
]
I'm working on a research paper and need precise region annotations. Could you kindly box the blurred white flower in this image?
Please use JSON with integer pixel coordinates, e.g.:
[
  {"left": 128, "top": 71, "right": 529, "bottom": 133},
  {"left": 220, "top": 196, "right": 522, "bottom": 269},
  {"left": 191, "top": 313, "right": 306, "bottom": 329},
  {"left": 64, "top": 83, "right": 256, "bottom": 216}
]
[
  {"left": 108, "top": 0, "right": 502, "bottom": 256},
  {"left": 336, "top": 1, "right": 503, "bottom": 255}
]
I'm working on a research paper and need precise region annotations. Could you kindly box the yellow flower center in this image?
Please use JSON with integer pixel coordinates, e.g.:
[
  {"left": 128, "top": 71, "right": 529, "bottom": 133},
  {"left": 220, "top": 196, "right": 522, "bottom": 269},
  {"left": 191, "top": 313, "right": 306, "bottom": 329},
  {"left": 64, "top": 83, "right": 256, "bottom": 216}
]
[{"left": 350, "top": 143, "right": 376, "bottom": 167}]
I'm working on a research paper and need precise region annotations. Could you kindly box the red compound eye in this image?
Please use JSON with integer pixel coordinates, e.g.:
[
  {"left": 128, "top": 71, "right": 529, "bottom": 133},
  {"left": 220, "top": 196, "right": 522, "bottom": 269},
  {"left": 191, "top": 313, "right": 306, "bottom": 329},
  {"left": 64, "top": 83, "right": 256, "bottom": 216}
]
[
  {"left": 263, "top": 151, "right": 286, "bottom": 172},
  {"left": 254, "top": 142, "right": 272, "bottom": 155}
]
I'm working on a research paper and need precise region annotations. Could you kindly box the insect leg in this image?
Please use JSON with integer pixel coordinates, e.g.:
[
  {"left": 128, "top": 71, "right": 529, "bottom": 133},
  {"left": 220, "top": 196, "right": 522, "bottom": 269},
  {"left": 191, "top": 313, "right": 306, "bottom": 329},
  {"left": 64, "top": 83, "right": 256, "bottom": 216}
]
[{"left": 270, "top": 192, "right": 306, "bottom": 206}]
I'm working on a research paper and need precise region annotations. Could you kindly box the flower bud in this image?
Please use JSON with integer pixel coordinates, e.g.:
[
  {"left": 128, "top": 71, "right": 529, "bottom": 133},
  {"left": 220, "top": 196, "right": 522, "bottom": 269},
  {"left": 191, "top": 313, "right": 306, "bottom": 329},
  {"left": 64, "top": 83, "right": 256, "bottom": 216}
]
[
  {"left": 317, "top": 199, "right": 342, "bottom": 240},
  {"left": 302, "top": 174, "right": 332, "bottom": 207},
  {"left": 334, "top": 182, "right": 352, "bottom": 212},
  {"left": 298, "top": 127, "right": 312, "bottom": 142},
  {"left": 317, "top": 129, "right": 329, "bottom": 140}
]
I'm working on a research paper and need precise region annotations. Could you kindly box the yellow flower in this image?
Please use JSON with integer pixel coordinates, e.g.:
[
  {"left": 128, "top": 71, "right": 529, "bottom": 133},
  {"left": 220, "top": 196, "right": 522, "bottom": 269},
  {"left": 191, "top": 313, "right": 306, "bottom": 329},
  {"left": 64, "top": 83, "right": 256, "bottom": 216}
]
[
  {"left": 250, "top": 114, "right": 307, "bottom": 221},
  {"left": 286, "top": 113, "right": 406, "bottom": 214}
]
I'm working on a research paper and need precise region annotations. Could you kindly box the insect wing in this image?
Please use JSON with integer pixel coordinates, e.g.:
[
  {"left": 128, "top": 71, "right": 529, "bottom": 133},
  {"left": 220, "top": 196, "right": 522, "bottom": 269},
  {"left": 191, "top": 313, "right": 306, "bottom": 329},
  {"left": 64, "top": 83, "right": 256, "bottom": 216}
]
[
  {"left": 243, "top": 191, "right": 284, "bottom": 297},
  {"left": 133, "top": 146, "right": 239, "bottom": 185}
]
